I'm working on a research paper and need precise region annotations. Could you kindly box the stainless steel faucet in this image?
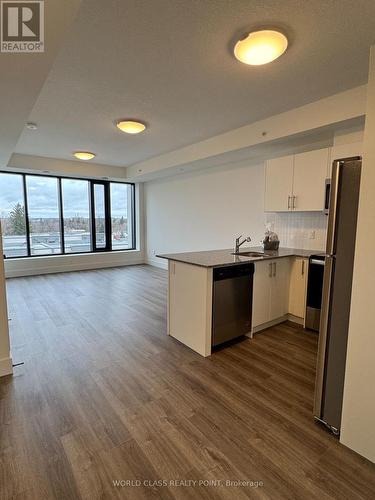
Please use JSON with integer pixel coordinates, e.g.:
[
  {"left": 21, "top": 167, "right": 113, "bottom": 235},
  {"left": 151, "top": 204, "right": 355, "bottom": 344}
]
[{"left": 234, "top": 235, "right": 251, "bottom": 254}]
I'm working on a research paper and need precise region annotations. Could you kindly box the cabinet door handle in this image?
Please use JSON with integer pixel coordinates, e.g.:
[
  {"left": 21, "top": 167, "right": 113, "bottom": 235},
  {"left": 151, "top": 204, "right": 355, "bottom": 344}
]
[
  {"left": 287, "top": 195, "right": 291, "bottom": 210},
  {"left": 293, "top": 195, "right": 297, "bottom": 210},
  {"left": 273, "top": 262, "right": 276, "bottom": 277},
  {"left": 302, "top": 260, "right": 305, "bottom": 276},
  {"left": 269, "top": 263, "right": 273, "bottom": 277}
]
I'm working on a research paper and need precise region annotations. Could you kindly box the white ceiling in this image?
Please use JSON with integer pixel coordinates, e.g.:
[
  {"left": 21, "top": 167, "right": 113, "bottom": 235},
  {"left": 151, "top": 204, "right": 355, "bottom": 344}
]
[
  {"left": 0, "top": 0, "right": 81, "bottom": 167},
  {"left": 14, "top": 0, "right": 375, "bottom": 168}
]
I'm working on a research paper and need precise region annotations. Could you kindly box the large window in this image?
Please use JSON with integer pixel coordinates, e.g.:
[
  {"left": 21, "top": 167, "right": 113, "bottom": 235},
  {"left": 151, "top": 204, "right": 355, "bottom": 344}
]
[
  {"left": 62, "top": 179, "right": 91, "bottom": 253},
  {"left": 0, "top": 173, "right": 28, "bottom": 257},
  {"left": 26, "top": 176, "right": 62, "bottom": 256},
  {"left": 93, "top": 183, "right": 107, "bottom": 250},
  {"left": 110, "top": 182, "right": 134, "bottom": 250},
  {"left": 0, "top": 172, "right": 135, "bottom": 259}
]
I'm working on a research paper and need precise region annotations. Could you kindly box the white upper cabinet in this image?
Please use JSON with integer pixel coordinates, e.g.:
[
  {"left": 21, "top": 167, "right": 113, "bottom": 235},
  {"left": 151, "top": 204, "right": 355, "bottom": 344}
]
[
  {"left": 264, "top": 148, "right": 329, "bottom": 212},
  {"left": 293, "top": 148, "right": 329, "bottom": 211},
  {"left": 264, "top": 155, "right": 294, "bottom": 212}
]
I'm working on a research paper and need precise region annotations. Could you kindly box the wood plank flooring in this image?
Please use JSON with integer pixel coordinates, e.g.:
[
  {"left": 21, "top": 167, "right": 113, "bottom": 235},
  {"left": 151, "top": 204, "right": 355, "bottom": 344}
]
[{"left": 1, "top": 265, "right": 375, "bottom": 499}]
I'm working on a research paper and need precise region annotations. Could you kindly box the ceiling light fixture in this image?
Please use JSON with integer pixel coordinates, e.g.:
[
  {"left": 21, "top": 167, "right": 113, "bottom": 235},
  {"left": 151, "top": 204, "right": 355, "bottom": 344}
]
[
  {"left": 26, "top": 122, "right": 38, "bottom": 130},
  {"left": 234, "top": 29, "right": 288, "bottom": 65},
  {"left": 116, "top": 120, "right": 146, "bottom": 134},
  {"left": 73, "top": 151, "right": 96, "bottom": 161}
]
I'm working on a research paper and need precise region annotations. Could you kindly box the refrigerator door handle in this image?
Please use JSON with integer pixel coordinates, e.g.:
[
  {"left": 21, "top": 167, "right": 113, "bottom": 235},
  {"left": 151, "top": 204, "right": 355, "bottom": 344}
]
[
  {"left": 326, "top": 160, "right": 342, "bottom": 255},
  {"left": 310, "top": 259, "right": 325, "bottom": 266},
  {"left": 313, "top": 254, "right": 334, "bottom": 418}
]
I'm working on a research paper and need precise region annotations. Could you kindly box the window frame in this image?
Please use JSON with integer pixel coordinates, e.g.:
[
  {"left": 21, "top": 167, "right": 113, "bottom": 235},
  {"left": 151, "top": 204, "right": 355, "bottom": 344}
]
[
  {"left": 25, "top": 174, "right": 63, "bottom": 257},
  {"left": 0, "top": 171, "right": 136, "bottom": 259},
  {"left": 91, "top": 180, "right": 111, "bottom": 253}
]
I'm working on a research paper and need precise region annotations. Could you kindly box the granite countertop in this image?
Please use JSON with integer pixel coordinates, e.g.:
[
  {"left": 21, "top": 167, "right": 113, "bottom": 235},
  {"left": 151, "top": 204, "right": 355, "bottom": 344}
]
[{"left": 157, "top": 247, "right": 324, "bottom": 268}]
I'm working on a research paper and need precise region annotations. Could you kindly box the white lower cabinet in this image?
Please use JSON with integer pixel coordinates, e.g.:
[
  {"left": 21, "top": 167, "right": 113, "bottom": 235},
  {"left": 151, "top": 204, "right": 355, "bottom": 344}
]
[
  {"left": 252, "top": 260, "right": 271, "bottom": 327},
  {"left": 252, "top": 259, "right": 291, "bottom": 329},
  {"left": 288, "top": 257, "right": 308, "bottom": 319},
  {"left": 168, "top": 261, "right": 212, "bottom": 356},
  {"left": 270, "top": 259, "right": 291, "bottom": 319}
]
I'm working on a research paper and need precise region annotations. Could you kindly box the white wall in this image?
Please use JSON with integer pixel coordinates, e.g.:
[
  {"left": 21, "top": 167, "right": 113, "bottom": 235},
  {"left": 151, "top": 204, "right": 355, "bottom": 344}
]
[
  {"left": 340, "top": 46, "right": 375, "bottom": 463},
  {"left": 129, "top": 85, "right": 366, "bottom": 180},
  {"left": 0, "top": 232, "right": 12, "bottom": 376},
  {"left": 333, "top": 127, "right": 364, "bottom": 146},
  {"left": 4, "top": 249, "right": 143, "bottom": 278},
  {"left": 7, "top": 153, "right": 127, "bottom": 181},
  {"left": 144, "top": 160, "right": 266, "bottom": 268},
  {"left": 144, "top": 130, "right": 365, "bottom": 268}
]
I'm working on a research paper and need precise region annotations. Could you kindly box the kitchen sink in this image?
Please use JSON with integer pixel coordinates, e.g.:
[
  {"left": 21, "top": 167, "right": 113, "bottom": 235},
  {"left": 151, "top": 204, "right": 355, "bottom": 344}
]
[{"left": 232, "top": 251, "right": 265, "bottom": 257}]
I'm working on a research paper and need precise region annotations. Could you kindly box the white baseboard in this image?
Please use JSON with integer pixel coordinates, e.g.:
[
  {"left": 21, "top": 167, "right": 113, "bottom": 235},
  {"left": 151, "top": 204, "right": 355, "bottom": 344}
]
[
  {"left": 5, "top": 252, "right": 145, "bottom": 278},
  {"left": 145, "top": 257, "right": 168, "bottom": 270},
  {"left": 252, "top": 315, "right": 288, "bottom": 334},
  {"left": 251, "top": 314, "right": 305, "bottom": 335},
  {"left": 0, "top": 356, "right": 13, "bottom": 377},
  {"left": 287, "top": 314, "right": 304, "bottom": 325}
]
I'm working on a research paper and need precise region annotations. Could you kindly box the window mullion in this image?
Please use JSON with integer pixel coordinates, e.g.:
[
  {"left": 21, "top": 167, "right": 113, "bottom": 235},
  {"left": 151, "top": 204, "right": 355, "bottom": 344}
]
[
  {"left": 105, "top": 182, "right": 112, "bottom": 251},
  {"left": 58, "top": 178, "right": 65, "bottom": 254},
  {"left": 89, "top": 180, "right": 96, "bottom": 252},
  {"left": 132, "top": 185, "right": 136, "bottom": 250},
  {"left": 22, "top": 175, "right": 31, "bottom": 257}
]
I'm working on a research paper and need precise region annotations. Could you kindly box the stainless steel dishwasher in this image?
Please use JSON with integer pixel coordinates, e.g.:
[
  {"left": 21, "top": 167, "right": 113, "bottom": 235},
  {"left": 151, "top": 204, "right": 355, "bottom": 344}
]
[{"left": 212, "top": 263, "right": 254, "bottom": 347}]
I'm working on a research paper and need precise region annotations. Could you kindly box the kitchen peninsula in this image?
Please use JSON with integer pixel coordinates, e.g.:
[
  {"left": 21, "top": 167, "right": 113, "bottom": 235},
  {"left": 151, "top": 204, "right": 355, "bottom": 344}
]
[{"left": 158, "top": 247, "right": 320, "bottom": 356}]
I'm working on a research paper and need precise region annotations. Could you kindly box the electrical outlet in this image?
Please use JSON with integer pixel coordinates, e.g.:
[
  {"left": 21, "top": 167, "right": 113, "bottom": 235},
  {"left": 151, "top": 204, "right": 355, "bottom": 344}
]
[
  {"left": 152, "top": 249, "right": 156, "bottom": 255},
  {"left": 309, "top": 230, "right": 316, "bottom": 240}
]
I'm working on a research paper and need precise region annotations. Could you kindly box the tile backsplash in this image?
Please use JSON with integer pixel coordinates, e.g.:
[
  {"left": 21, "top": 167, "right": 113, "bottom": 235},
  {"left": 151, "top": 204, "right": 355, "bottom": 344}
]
[{"left": 264, "top": 212, "right": 328, "bottom": 251}]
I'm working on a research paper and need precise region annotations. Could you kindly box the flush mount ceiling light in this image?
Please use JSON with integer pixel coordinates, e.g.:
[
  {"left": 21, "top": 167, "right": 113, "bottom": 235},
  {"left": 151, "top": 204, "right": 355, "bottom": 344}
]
[
  {"left": 73, "top": 151, "right": 96, "bottom": 161},
  {"left": 234, "top": 29, "right": 288, "bottom": 65},
  {"left": 116, "top": 120, "right": 146, "bottom": 134}
]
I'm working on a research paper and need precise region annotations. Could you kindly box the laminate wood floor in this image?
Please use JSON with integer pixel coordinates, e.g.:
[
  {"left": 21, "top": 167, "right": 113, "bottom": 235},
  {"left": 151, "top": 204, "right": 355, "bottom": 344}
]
[{"left": 1, "top": 265, "right": 375, "bottom": 500}]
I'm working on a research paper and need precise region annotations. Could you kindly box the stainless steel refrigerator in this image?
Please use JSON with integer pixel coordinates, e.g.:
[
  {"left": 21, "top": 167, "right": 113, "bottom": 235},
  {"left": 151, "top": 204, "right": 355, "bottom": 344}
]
[{"left": 313, "top": 156, "right": 362, "bottom": 435}]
